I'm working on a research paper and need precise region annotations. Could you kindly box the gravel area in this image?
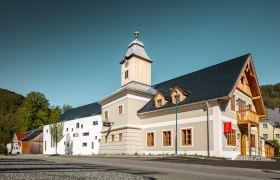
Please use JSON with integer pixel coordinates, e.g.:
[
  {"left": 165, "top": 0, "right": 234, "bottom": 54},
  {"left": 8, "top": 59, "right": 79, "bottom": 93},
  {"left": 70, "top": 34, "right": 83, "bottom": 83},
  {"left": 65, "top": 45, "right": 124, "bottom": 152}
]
[{"left": 0, "top": 157, "right": 145, "bottom": 180}]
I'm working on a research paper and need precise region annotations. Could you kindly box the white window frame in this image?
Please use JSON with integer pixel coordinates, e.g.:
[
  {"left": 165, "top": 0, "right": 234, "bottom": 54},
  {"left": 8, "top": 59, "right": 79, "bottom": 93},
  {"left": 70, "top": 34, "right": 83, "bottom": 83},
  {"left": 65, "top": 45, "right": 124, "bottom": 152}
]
[
  {"left": 104, "top": 110, "right": 109, "bottom": 120},
  {"left": 162, "top": 129, "right": 173, "bottom": 148},
  {"left": 226, "top": 128, "right": 237, "bottom": 147},
  {"left": 118, "top": 104, "right": 124, "bottom": 115},
  {"left": 180, "top": 127, "right": 194, "bottom": 147},
  {"left": 146, "top": 131, "right": 156, "bottom": 148}
]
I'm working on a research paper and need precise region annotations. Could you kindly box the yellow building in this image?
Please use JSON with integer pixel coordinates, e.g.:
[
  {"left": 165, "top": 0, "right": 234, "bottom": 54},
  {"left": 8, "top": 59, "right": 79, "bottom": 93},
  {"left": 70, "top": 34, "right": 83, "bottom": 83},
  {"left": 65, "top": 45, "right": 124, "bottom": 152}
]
[{"left": 260, "top": 108, "right": 280, "bottom": 143}]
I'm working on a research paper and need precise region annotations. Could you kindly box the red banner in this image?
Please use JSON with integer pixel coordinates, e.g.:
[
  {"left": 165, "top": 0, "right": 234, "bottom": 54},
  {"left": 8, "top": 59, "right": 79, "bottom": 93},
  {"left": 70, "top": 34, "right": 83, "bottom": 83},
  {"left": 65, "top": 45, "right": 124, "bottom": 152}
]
[
  {"left": 18, "top": 142, "right": 21, "bottom": 147},
  {"left": 224, "top": 122, "right": 232, "bottom": 133}
]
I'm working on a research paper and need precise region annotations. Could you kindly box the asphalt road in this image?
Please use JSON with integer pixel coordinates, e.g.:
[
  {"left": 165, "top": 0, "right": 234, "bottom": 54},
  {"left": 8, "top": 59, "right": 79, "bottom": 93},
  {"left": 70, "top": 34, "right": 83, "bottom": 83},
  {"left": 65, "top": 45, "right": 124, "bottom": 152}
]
[{"left": 1, "top": 155, "right": 280, "bottom": 180}]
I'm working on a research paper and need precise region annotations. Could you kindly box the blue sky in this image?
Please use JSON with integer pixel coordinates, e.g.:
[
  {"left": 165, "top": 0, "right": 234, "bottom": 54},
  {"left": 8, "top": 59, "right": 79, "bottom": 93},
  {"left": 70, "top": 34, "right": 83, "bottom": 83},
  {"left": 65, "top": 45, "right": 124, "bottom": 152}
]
[{"left": 0, "top": 0, "right": 279, "bottom": 108}]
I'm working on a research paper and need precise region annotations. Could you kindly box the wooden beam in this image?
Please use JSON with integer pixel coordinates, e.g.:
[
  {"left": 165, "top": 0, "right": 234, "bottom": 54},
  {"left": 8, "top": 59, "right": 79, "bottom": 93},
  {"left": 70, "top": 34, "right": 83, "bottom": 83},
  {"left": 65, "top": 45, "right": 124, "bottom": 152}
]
[
  {"left": 252, "top": 96, "right": 261, "bottom": 100},
  {"left": 248, "top": 123, "right": 251, "bottom": 155},
  {"left": 257, "top": 125, "right": 261, "bottom": 155}
]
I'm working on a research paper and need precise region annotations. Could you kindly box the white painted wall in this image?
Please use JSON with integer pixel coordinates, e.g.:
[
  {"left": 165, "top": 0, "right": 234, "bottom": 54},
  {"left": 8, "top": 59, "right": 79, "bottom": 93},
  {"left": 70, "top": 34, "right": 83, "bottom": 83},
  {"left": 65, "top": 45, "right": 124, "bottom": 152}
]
[
  {"left": 11, "top": 135, "right": 22, "bottom": 154},
  {"left": 43, "top": 115, "right": 102, "bottom": 155}
]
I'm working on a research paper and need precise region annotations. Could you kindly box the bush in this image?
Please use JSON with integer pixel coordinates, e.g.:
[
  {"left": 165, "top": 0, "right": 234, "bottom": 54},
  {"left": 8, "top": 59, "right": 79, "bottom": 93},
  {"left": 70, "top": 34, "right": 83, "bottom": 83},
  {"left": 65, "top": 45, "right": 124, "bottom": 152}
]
[{"left": 0, "top": 144, "right": 8, "bottom": 155}]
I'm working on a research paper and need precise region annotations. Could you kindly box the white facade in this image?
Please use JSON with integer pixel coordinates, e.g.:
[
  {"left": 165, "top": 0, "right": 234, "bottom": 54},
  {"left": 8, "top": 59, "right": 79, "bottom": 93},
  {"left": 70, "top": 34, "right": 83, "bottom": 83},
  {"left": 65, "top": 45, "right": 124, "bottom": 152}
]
[
  {"left": 43, "top": 114, "right": 102, "bottom": 155},
  {"left": 11, "top": 134, "right": 24, "bottom": 154}
]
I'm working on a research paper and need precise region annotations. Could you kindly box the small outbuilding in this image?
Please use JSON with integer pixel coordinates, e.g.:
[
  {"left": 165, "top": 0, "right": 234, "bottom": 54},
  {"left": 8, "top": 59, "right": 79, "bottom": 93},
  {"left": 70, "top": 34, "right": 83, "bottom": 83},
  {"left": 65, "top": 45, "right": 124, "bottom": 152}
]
[{"left": 21, "top": 127, "right": 43, "bottom": 154}]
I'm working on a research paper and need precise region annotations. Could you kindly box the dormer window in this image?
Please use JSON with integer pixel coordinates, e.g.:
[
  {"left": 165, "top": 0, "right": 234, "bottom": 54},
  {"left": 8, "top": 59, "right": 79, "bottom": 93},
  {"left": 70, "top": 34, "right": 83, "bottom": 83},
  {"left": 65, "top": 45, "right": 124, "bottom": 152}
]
[
  {"left": 157, "top": 99, "right": 162, "bottom": 107},
  {"left": 170, "top": 86, "right": 188, "bottom": 104},
  {"left": 154, "top": 92, "right": 167, "bottom": 108},
  {"left": 173, "top": 94, "right": 180, "bottom": 104}
]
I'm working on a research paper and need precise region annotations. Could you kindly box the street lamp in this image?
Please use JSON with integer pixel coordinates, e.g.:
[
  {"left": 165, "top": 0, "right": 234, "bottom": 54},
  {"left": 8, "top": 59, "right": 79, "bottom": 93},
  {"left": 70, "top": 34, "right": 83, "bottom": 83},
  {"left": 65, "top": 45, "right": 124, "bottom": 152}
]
[
  {"left": 204, "top": 101, "right": 210, "bottom": 158},
  {"left": 170, "top": 88, "right": 178, "bottom": 155}
]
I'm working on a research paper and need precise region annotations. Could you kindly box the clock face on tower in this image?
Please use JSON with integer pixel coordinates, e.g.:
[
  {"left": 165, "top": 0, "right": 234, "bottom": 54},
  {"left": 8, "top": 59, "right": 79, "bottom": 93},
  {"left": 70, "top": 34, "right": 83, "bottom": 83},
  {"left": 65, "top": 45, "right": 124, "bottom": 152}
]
[{"left": 125, "top": 60, "right": 129, "bottom": 68}]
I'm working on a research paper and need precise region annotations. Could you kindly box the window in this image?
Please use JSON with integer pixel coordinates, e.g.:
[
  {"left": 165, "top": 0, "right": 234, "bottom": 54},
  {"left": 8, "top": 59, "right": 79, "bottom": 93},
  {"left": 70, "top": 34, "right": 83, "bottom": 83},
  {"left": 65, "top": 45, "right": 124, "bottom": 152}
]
[
  {"left": 64, "top": 141, "right": 65, "bottom": 145},
  {"left": 263, "top": 124, "right": 267, "bottom": 128},
  {"left": 230, "top": 95, "right": 235, "bottom": 111},
  {"left": 125, "top": 70, "right": 129, "bottom": 79},
  {"left": 95, "top": 136, "right": 97, "bottom": 140},
  {"left": 251, "top": 134, "right": 255, "bottom": 148},
  {"left": 81, "top": 124, "right": 83, "bottom": 129},
  {"left": 72, "top": 128, "right": 73, "bottom": 132},
  {"left": 73, "top": 133, "right": 79, "bottom": 137},
  {"left": 46, "top": 129, "right": 48, "bottom": 133},
  {"left": 163, "top": 131, "right": 172, "bottom": 146},
  {"left": 118, "top": 105, "right": 123, "bottom": 115},
  {"left": 276, "top": 134, "right": 280, "bottom": 139},
  {"left": 237, "top": 98, "right": 246, "bottom": 111},
  {"left": 92, "top": 142, "right": 94, "bottom": 149},
  {"left": 119, "top": 133, "right": 122, "bottom": 142},
  {"left": 83, "top": 132, "right": 89, "bottom": 136},
  {"left": 45, "top": 141, "right": 46, "bottom": 151},
  {"left": 157, "top": 99, "right": 162, "bottom": 107},
  {"left": 82, "top": 143, "right": 87, "bottom": 147},
  {"left": 66, "top": 128, "right": 68, "bottom": 132},
  {"left": 76, "top": 123, "right": 79, "bottom": 129},
  {"left": 226, "top": 129, "right": 236, "bottom": 146},
  {"left": 263, "top": 134, "right": 268, "bottom": 139},
  {"left": 181, "top": 129, "right": 192, "bottom": 146},
  {"left": 105, "top": 136, "right": 108, "bottom": 143},
  {"left": 98, "top": 139, "right": 101, "bottom": 143},
  {"left": 105, "top": 111, "right": 109, "bottom": 120},
  {"left": 173, "top": 94, "right": 180, "bottom": 104},
  {"left": 112, "top": 134, "right": 114, "bottom": 142},
  {"left": 147, "top": 132, "right": 154, "bottom": 147},
  {"left": 93, "top": 121, "right": 98, "bottom": 125}
]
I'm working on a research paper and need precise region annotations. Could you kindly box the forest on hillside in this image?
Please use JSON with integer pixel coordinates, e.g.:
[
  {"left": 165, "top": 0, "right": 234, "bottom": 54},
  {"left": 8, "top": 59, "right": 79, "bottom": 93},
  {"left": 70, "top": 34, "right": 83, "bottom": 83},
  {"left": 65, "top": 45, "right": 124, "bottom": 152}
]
[
  {"left": 260, "top": 83, "right": 280, "bottom": 109},
  {"left": 0, "top": 88, "right": 72, "bottom": 146}
]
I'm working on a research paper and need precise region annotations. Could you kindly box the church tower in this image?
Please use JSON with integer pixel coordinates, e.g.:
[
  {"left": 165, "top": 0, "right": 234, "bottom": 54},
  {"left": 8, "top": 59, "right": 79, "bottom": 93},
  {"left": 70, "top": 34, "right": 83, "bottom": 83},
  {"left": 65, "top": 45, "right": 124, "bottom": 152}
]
[{"left": 120, "top": 31, "right": 152, "bottom": 86}]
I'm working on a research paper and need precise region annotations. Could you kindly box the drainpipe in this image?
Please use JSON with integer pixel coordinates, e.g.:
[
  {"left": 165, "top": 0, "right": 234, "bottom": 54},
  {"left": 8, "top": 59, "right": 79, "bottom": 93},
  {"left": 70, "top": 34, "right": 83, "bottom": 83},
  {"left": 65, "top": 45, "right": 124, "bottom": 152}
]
[{"left": 206, "top": 101, "right": 210, "bottom": 158}]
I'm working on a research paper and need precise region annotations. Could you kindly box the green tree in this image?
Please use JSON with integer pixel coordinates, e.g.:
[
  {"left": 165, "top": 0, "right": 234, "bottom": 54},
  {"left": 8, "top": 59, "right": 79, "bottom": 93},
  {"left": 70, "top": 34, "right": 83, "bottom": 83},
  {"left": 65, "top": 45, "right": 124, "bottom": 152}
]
[
  {"left": 49, "top": 106, "right": 61, "bottom": 124},
  {"left": 0, "top": 89, "right": 24, "bottom": 146},
  {"left": 49, "top": 122, "right": 64, "bottom": 154},
  {"left": 20, "top": 92, "right": 50, "bottom": 130},
  {"left": 261, "top": 83, "right": 280, "bottom": 109},
  {"left": 62, "top": 104, "right": 72, "bottom": 113}
]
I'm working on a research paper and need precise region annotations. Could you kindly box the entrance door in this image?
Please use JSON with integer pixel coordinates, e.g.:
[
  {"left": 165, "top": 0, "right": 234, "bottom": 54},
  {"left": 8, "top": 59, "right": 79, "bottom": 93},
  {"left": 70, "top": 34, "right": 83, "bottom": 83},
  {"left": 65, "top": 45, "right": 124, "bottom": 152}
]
[{"left": 241, "top": 131, "right": 246, "bottom": 155}]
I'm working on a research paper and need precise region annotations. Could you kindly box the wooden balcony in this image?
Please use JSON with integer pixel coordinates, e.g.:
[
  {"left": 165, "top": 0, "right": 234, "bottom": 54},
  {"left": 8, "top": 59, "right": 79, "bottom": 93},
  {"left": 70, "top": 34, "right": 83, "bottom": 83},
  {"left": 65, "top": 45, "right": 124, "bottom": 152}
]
[{"left": 237, "top": 110, "right": 259, "bottom": 126}]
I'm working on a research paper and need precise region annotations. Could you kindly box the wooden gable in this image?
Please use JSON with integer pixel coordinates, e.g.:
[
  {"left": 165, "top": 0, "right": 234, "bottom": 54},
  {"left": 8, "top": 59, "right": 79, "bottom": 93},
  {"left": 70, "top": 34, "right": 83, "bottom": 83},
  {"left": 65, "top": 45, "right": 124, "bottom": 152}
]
[
  {"left": 232, "top": 55, "right": 267, "bottom": 118},
  {"left": 154, "top": 92, "right": 168, "bottom": 108},
  {"left": 170, "top": 86, "right": 188, "bottom": 104}
]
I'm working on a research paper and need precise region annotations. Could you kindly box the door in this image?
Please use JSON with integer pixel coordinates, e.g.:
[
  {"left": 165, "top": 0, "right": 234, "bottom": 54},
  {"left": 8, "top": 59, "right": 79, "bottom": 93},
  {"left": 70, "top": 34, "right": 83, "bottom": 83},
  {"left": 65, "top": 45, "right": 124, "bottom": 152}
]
[{"left": 241, "top": 131, "right": 246, "bottom": 155}]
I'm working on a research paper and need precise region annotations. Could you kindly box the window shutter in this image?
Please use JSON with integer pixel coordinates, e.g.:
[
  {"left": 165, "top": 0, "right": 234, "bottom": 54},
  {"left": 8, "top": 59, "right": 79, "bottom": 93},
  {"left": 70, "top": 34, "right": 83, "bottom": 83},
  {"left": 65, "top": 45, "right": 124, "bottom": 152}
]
[{"left": 231, "top": 95, "right": 235, "bottom": 111}]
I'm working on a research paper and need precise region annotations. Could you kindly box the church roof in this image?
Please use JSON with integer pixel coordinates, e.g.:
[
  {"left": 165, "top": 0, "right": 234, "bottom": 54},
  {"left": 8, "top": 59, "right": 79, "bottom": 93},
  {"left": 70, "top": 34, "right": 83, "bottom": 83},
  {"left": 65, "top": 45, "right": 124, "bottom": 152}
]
[
  {"left": 121, "top": 32, "right": 152, "bottom": 64},
  {"left": 99, "top": 81, "right": 157, "bottom": 104},
  {"left": 138, "top": 54, "right": 250, "bottom": 113},
  {"left": 60, "top": 102, "right": 101, "bottom": 122}
]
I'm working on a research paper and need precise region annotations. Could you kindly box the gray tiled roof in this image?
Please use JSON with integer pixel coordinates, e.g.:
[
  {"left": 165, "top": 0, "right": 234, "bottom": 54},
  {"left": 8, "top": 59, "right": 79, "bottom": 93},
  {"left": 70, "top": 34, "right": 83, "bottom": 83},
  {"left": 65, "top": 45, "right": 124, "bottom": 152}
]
[
  {"left": 266, "top": 108, "right": 280, "bottom": 123},
  {"left": 124, "top": 39, "right": 152, "bottom": 62},
  {"left": 101, "top": 81, "right": 157, "bottom": 102},
  {"left": 138, "top": 54, "right": 250, "bottom": 113},
  {"left": 21, "top": 127, "right": 43, "bottom": 141},
  {"left": 60, "top": 102, "right": 101, "bottom": 122}
]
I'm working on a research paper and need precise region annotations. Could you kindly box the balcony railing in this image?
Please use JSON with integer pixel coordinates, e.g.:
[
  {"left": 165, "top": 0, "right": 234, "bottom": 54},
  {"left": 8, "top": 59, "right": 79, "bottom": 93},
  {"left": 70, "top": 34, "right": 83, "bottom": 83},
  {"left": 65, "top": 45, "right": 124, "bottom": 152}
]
[{"left": 236, "top": 110, "right": 259, "bottom": 124}]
